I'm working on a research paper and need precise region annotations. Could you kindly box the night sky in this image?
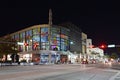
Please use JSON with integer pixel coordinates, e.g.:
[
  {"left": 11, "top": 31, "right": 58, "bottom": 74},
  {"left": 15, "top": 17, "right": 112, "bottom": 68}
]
[{"left": 0, "top": 1, "right": 120, "bottom": 51}]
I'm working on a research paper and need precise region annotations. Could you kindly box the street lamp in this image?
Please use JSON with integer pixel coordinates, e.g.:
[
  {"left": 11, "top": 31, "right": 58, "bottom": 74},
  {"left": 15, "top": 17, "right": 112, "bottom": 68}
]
[{"left": 70, "top": 41, "right": 74, "bottom": 45}]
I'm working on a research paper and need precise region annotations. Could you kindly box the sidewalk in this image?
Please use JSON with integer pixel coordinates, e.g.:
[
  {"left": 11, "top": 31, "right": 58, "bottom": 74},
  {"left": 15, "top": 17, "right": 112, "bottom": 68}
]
[
  {"left": 112, "top": 63, "right": 120, "bottom": 70},
  {"left": 116, "top": 73, "right": 120, "bottom": 80},
  {"left": 109, "top": 72, "right": 120, "bottom": 80}
]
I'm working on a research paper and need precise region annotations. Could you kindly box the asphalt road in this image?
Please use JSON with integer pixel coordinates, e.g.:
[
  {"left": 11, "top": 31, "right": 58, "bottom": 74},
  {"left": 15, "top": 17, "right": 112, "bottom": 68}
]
[{"left": 0, "top": 64, "right": 120, "bottom": 80}]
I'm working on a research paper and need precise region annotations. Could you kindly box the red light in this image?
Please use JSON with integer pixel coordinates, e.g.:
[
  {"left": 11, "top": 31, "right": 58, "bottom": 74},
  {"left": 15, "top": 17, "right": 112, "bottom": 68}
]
[
  {"left": 101, "top": 45, "right": 105, "bottom": 48},
  {"left": 100, "top": 44, "right": 106, "bottom": 49}
]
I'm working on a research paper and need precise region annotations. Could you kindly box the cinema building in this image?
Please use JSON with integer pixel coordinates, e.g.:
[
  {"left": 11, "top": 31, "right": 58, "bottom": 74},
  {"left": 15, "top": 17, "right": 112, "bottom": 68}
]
[{"left": 8, "top": 9, "right": 82, "bottom": 64}]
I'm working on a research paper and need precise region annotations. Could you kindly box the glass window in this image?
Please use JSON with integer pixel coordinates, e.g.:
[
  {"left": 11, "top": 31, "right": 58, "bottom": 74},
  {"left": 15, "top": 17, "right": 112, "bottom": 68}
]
[
  {"left": 26, "top": 30, "right": 32, "bottom": 39},
  {"left": 19, "top": 32, "right": 25, "bottom": 42},
  {"left": 33, "top": 35, "right": 40, "bottom": 42},
  {"left": 15, "top": 34, "right": 19, "bottom": 41},
  {"left": 33, "top": 28, "right": 39, "bottom": 35},
  {"left": 20, "top": 33, "right": 23, "bottom": 41},
  {"left": 41, "top": 28, "right": 48, "bottom": 42},
  {"left": 22, "top": 32, "right": 25, "bottom": 39}
]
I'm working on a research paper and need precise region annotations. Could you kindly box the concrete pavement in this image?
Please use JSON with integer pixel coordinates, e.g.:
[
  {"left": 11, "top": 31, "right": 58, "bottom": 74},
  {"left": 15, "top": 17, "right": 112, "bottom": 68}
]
[{"left": 0, "top": 63, "right": 120, "bottom": 80}]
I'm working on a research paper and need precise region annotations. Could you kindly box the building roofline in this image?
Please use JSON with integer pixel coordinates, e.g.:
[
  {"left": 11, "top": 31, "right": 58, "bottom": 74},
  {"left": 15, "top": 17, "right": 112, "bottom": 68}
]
[
  {"left": 2, "top": 23, "right": 71, "bottom": 37},
  {"left": 10, "top": 24, "right": 49, "bottom": 36}
]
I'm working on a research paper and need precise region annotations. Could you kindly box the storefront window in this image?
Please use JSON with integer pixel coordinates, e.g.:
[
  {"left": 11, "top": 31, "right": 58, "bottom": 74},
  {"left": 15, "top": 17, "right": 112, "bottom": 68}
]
[
  {"left": 41, "top": 28, "right": 48, "bottom": 42},
  {"left": 50, "top": 27, "right": 70, "bottom": 51},
  {"left": 50, "top": 27, "right": 60, "bottom": 51},
  {"left": 40, "top": 27, "right": 49, "bottom": 50},
  {"left": 32, "top": 28, "right": 40, "bottom": 50},
  {"left": 60, "top": 27, "right": 70, "bottom": 51},
  {"left": 40, "top": 53, "right": 49, "bottom": 63},
  {"left": 26, "top": 30, "right": 32, "bottom": 39},
  {"left": 25, "top": 30, "right": 33, "bottom": 51}
]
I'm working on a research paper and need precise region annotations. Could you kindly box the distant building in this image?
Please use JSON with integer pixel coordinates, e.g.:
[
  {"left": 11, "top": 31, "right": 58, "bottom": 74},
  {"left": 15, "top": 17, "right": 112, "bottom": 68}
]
[
  {"left": 86, "top": 39, "right": 104, "bottom": 61},
  {"left": 86, "top": 39, "right": 93, "bottom": 59},
  {"left": 81, "top": 32, "right": 87, "bottom": 54},
  {"left": 90, "top": 47, "right": 104, "bottom": 61}
]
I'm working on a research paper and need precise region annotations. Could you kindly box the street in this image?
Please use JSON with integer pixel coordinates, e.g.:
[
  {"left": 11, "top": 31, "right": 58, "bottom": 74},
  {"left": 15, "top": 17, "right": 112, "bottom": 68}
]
[{"left": 0, "top": 63, "right": 120, "bottom": 80}]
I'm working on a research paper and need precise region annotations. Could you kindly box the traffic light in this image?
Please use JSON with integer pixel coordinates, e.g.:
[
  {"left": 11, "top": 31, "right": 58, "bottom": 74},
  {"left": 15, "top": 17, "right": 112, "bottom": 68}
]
[
  {"left": 100, "top": 44, "right": 107, "bottom": 49},
  {"left": 101, "top": 45, "right": 105, "bottom": 48}
]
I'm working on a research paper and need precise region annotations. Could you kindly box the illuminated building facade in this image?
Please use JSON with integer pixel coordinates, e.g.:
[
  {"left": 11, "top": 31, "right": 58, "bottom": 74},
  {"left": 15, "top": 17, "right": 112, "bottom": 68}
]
[{"left": 7, "top": 9, "right": 82, "bottom": 64}]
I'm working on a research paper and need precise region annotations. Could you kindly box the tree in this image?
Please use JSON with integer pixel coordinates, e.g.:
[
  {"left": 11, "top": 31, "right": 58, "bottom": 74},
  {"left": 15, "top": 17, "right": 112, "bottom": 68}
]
[
  {"left": 0, "top": 35, "right": 19, "bottom": 62},
  {"left": 91, "top": 51, "right": 99, "bottom": 55},
  {"left": 110, "top": 53, "right": 118, "bottom": 59},
  {"left": 103, "top": 54, "right": 110, "bottom": 60}
]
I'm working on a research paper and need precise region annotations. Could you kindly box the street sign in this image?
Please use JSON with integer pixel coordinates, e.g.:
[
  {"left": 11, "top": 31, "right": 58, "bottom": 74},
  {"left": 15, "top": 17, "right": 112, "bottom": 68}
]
[{"left": 107, "top": 44, "right": 115, "bottom": 48}]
